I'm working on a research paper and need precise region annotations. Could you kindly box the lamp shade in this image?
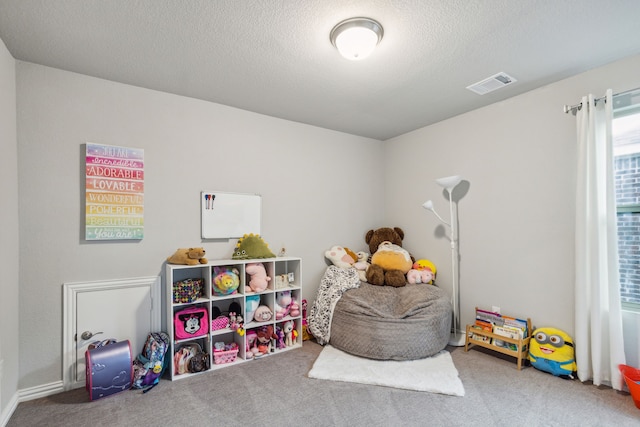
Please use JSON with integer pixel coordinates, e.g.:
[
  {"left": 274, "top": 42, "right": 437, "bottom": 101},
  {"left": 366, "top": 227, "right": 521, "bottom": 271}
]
[
  {"left": 435, "top": 175, "right": 462, "bottom": 191},
  {"left": 422, "top": 200, "right": 434, "bottom": 211},
  {"left": 330, "top": 18, "right": 383, "bottom": 60}
]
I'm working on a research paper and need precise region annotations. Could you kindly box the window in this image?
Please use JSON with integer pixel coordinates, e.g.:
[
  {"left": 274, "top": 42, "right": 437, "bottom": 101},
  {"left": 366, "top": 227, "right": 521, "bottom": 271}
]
[{"left": 613, "top": 96, "right": 640, "bottom": 306}]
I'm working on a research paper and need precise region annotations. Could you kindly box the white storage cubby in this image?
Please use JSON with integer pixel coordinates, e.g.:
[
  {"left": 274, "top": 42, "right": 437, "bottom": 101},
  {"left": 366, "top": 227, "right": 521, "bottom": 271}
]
[{"left": 165, "top": 257, "right": 302, "bottom": 380}]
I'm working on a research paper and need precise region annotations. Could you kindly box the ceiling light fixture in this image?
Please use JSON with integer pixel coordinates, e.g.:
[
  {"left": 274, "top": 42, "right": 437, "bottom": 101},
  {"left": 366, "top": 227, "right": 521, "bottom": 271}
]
[{"left": 330, "top": 17, "right": 383, "bottom": 61}]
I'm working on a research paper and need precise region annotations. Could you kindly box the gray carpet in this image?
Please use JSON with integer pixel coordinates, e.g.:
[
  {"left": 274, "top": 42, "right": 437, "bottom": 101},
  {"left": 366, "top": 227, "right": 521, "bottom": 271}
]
[{"left": 7, "top": 342, "right": 640, "bottom": 427}]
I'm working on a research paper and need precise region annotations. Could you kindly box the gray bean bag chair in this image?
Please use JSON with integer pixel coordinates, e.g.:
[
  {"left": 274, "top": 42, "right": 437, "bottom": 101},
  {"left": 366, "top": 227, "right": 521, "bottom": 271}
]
[{"left": 329, "top": 282, "right": 452, "bottom": 360}]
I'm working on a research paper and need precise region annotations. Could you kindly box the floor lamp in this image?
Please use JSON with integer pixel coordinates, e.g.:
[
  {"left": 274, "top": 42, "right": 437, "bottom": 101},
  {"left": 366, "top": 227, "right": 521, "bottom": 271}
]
[{"left": 422, "top": 175, "right": 464, "bottom": 347}]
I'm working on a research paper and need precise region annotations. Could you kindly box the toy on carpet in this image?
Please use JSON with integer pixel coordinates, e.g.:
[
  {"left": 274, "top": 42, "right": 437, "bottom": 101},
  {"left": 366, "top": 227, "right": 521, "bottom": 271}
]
[
  {"left": 529, "top": 327, "right": 576, "bottom": 379},
  {"left": 245, "top": 262, "right": 271, "bottom": 293},
  {"left": 324, "top": 245, "right": 355, "bottom": 269},
  {"left": 212, "top": 266, "right": 240, "bottom": 296},
  {"left": 253, "top": 305, "right": 273, "bottom": 322},
  {"left": 365, "top": 227, "right": 414, "bottom": 287},
  {"left": 232, "top": 233, "right": 276, "bottom": 259},
  {"left": 283, "top": 320, "right": 297, "bottom": 347},
  {"left": 167, "top": 247, "right": 208, "bottom": 265}
]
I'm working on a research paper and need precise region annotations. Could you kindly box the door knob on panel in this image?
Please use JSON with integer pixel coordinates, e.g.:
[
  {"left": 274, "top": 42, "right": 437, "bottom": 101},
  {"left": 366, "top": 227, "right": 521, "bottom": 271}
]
[{"left": 80, "top": 331, "right": 103, "bottom": 340}]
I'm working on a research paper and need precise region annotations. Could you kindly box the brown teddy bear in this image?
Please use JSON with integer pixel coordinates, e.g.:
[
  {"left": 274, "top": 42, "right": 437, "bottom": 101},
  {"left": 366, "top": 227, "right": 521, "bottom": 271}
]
[
  {"left": 167, "top": 247, "right": 208, "bottom": 265},
  {"left": 365, "top": 227, "right": 413, "bottom": 287}
]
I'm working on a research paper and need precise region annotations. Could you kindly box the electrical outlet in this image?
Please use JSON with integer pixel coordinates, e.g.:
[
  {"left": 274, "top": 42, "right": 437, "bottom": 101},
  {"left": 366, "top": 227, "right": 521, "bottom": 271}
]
[{"left": 492, "top": 306, "right": 501, "bottom": 314}]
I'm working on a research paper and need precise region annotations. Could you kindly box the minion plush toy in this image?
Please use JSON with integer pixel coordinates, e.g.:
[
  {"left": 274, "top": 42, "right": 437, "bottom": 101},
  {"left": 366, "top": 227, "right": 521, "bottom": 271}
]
[{"left": 529, "top": 327, "right": 577, "bottom": 379}]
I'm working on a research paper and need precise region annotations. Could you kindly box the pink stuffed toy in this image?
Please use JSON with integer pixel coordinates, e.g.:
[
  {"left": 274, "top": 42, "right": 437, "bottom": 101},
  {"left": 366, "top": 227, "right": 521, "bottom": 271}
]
[
  {"left": 275, "top": 290, "right": 292, "bottom": 320},
  {"left": 245, "top": 262, "right": 271, "bottom": 293},
  {"left": 288, "top": 296, "right": 300, "bottom": 317},
  {"left": 406, "top": 268, "right": 434, "bottom": 284}
]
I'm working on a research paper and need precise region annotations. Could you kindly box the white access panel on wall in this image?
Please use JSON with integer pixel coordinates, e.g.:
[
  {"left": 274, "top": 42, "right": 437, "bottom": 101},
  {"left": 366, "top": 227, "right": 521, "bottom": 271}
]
[{"left": 201, "top": 191, "right": 261, "bottom": 239}]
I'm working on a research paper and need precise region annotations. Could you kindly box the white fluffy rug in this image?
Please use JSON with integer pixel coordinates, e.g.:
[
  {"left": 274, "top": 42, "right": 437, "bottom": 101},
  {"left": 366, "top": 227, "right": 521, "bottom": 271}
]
[{"left": 308, "top": 345, "right": 465, "bottom": 396}]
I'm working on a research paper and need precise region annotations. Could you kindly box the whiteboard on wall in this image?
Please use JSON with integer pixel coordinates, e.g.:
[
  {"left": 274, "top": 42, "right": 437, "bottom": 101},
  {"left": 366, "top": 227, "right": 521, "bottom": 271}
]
[{"left": 201, "top": 191, "right": 261, "bottom": 239}]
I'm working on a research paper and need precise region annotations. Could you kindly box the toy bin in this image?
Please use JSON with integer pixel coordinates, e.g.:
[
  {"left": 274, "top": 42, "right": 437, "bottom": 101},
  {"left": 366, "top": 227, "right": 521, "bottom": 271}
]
[
  {"left": 619, "top": 364, "right": 640, "bottom": 409},
  {"left": 213, "top": 348, "right": 238, "bottom": 364}
]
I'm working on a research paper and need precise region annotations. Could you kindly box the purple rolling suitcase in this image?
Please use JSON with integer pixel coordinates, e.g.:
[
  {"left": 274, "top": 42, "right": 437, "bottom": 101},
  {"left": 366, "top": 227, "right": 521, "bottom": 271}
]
[{"left": 85, "top": 340, "right": 133, "bottom": 401}]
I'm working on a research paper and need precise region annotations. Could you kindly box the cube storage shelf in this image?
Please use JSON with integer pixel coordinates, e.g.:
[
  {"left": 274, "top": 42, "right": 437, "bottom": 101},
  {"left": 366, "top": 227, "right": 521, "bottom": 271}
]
[{"left": 165, "top": 257, "right": 302, "bottom": 380}]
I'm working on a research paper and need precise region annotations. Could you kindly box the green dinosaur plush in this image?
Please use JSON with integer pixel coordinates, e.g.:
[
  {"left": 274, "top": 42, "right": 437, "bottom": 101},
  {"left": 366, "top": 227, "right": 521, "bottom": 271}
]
[{"left": 232, "top": 234, "right": 276, "bottom": 259}]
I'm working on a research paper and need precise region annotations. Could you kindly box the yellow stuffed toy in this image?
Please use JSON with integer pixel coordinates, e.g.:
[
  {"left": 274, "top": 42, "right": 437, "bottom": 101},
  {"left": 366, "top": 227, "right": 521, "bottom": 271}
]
[
  {"left": 529, "top": 327, "right": 576, "bottom": 379},
  {"left": 167, "top": 247, "right": 208, "bottom": 265}
]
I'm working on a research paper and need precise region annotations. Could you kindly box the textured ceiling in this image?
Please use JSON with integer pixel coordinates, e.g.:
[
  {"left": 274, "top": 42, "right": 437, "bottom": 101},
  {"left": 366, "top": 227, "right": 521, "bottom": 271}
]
[{"left": 1, "top": 0, "right": 640, "bottom": 140}]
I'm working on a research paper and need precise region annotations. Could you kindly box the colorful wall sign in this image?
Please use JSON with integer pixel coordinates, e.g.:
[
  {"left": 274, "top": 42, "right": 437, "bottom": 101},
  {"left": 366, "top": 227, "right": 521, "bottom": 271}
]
[{"left": 85, "top": 143, "right": 144, "bottom": 240}]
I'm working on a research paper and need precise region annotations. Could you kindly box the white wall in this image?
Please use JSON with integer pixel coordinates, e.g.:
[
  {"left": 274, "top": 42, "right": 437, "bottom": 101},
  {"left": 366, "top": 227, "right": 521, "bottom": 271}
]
[
  {"left": 15, "top": 62, "right": 384, "bottom": 389},
  {"left": 386, "top": 54, "right": 640, "bottom": 345},
  {"left": 0, "top": 38, "right": 19, "bottom": 419}
]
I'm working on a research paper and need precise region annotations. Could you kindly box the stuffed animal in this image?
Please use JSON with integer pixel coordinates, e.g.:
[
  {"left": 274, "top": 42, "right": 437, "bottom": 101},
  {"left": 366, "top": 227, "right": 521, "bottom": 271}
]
[
  {"left": 324, "top": 245, "right": 355, "bottom": 269},
  {"left": 288, "top": 296, "right": 300, "bottom": 317},
  {"left": 353, "top": 251, "right": 370, "bottom": 281},
  {"left": 529, "top": 327, "right": 577, "bottom": 379},
  {"left": 407, "top": 259, "right": 436, "bottom": 284},
  {"left": 246, "top": 330, "right": 260, "bottom": 358},
  {"left": 245, "top": 295, "right": 260, "bottom": 324},
  {"left": 274, "top": 326, "right": 286, "bottom": 349},
  {"left": 253, "top": 305, "right": 273, "bottom": 322},
  {"left": 406, "top": 268, "right": 434, "bottom": 284},
  {"left": 365, "top": 227, "right": 414, "bottom": 287},
  {"left": 301, "top": 299, "right": 313, "bottom": 341},
  {"left": 275, "top": 290, "right": 293, "bottom": 320},
  {"left": 255, "top": 325, "right": 276, "bottom": 355},
  {"left": 232, "top": 233, "right": 276, "bottom": 259},
  {"left": 167, "top": 247, "right": 208, "bottom": 265},
  {"left": 245, "top": 262, "right": 271, "bottom": 293},
  {"left": 283, "top": 320, "right": 297, "bottom": 347},
  {"left": 212, "top": 267, "right": 240, "bottom": 295}
]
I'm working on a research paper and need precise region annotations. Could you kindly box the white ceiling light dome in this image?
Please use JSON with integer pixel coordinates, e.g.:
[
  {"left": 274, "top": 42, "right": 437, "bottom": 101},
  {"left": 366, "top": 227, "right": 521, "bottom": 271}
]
[{"left": 330, "top": 17, "right": 383, "bottom": 60}]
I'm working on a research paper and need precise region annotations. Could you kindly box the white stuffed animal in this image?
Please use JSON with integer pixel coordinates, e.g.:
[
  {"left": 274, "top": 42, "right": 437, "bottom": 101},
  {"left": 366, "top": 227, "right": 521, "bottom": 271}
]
[{"left": 324, "top": 245, "right": 355, "bottom": 269}]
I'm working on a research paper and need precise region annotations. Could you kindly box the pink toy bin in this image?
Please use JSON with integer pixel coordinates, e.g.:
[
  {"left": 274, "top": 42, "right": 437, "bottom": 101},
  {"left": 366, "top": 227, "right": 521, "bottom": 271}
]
[{"left": 619, "top": 364, "right": 640, "bottom": 409}]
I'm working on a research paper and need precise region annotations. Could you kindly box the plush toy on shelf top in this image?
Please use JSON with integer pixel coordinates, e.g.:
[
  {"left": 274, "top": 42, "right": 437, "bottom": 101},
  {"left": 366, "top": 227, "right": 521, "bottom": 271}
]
[
  {"left": 167, "top": 247, "right": 208, "bottom": 265},
  {"left": 232, "top": 233, "right": 276, "bottom": 259}
]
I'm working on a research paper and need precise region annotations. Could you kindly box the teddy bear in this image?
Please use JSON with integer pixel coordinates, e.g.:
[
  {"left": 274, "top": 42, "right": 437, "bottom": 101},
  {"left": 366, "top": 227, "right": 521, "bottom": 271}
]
[
  {"left": 365, "top": 227, "right": 413, "bottom": 287},
  {"left": 167, "top": 247, "right": 208, "bottom": 265},
  {"left": 353, "top": 251, "right": 370, "bottom": 281},
  {"left": 324, "top": 245, "right": 355, "bottom": 269},
  {"left": 245, "top": 262, "right": 271, "bottom": 293}
]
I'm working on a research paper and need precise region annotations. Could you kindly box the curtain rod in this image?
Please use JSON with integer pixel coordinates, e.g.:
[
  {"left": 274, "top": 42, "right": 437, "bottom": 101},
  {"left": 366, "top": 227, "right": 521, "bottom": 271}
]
[{"left": 563, "top": 87, "right": 640, "bottom": 115}]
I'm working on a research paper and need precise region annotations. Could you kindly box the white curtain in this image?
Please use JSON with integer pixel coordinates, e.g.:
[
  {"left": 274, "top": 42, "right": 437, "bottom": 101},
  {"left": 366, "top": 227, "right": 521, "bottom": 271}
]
[{"left": 574, "top": 89, "right": 626, "bottom": 390}]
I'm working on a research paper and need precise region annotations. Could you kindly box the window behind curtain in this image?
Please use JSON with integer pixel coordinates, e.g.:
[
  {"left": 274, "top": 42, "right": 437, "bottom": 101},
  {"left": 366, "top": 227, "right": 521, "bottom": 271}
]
[{"left": 613, "top": 92, "right": 640, "bottom": 306}]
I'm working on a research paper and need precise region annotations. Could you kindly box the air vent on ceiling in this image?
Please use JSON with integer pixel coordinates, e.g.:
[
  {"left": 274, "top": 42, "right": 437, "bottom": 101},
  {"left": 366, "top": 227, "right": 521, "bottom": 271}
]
[{"left": 466, "top": 72, "right": 517, "bottom": 95}]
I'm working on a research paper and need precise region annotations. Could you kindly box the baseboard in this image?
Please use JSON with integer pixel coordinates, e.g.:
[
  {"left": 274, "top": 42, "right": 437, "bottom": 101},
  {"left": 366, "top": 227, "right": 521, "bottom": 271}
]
[
  {"left": 18, "top": 380, "right": 64, "bottom": 402},
  {"left": 0, "top": 392, "right": 18, "bottom": 427}
]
